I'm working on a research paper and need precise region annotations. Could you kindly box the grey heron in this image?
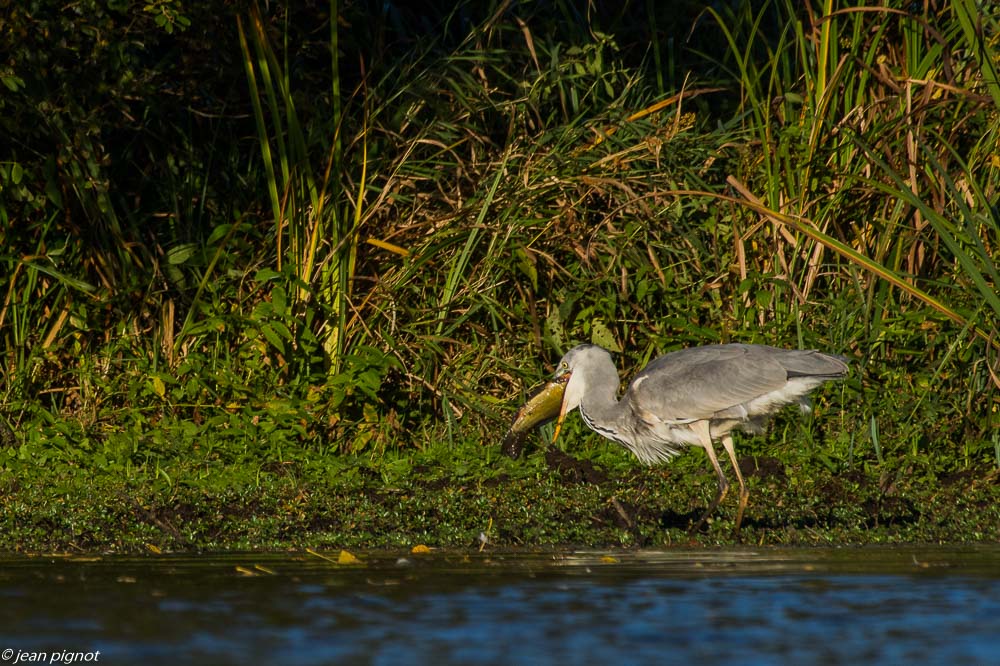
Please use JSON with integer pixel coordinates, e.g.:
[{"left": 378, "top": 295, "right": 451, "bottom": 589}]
[{"left": 505, "top": 343, "right": 849, "bottom": 534}]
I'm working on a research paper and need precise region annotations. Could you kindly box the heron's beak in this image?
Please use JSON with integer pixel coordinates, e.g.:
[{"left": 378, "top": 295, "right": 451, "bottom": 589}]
[{"left": 551, "top": 372, "right": 572, "bottom": 444}]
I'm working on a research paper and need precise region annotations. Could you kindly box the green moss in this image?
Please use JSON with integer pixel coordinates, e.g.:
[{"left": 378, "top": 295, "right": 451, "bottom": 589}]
[{"left": 1, "top": 435, "right": 997, "bottom": 553}]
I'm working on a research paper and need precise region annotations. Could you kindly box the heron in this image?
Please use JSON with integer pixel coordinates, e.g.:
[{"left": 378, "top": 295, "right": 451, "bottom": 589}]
[{"left": 505, "top": 343, "right": 849, "bottom": 534}]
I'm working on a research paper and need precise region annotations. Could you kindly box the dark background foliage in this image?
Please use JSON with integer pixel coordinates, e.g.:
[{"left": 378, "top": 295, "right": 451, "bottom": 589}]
[{"left": 1, "top": 0, "right": 997, "bottom": 472}]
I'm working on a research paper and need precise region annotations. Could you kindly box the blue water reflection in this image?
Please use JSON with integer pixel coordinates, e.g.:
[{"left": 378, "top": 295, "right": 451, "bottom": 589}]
[{"left": 2, "top": 548, "right": 999, "bottom": 665}]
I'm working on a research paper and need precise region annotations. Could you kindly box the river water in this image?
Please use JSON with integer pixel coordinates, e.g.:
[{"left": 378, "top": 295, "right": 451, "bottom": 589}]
[{"left": 2, "top": 546, "right": 999, "bottom": 665}]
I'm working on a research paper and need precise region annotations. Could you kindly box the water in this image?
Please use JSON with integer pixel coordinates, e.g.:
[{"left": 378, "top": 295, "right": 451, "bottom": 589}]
[{"left": 2, "top": 546, "right": 999, "bottom": 665}]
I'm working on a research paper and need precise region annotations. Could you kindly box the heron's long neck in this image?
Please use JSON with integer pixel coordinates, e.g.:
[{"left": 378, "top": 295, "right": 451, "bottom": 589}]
[{"left": 577, "top": 363, "right": 635, "bottom": 447}]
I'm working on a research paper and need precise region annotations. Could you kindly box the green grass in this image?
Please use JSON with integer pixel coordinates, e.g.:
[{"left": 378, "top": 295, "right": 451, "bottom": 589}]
[
  {"left": 1, "top": 427, "right": 997, "bottom": 552},
  {"left": 1, "top": 1, "right": 999, "bottom": 551}
]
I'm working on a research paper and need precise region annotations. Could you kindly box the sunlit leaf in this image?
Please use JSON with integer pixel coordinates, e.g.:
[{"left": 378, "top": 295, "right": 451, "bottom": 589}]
[
  {"left": 338, "top": 550, "right": 362, "bottom": 565},
  {"left": 590, "top": 319, "right": 621, "bottom": 352}
]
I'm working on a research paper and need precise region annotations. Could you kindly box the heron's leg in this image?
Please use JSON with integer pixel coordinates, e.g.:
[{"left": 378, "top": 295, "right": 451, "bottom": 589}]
[
  {"left": 721, "top": 434, "right": 749, "bottom": 536},
  {"left": 688, "top": 420, "right": 728, "bottom": 534}
]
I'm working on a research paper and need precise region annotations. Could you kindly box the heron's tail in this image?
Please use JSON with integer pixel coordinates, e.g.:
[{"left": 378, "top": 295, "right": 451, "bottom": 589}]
[{"left": 782, "top": 350, "right": 849, "bottom": 379}]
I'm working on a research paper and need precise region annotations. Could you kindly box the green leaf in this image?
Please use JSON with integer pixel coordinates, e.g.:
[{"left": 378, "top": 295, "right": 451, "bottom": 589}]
[
  {"left": 167, "top": 244, "right": 197, "bottom": 265},
  {"left": 1, "top": 75, "right": 25, "bottom": 92},
  {"left": 590, "top": 319, "right": 621, "bottom": 352},
  {"left": 545, "top": 306, "right": 565, "bottom": 349},
  {"left": 254, "top": 267, "right": 281, "bottom": 282},
  {"left": 260, "top": 323, "right": 286, "bottom": 355},
  {"left": 269, "top": 319, "right": 292, "bottom": 340},
  {"left": 514, "top": 248, "right": 538, "bottom": 291},
  {"left": 206, "top": 223, "right": 233, "bottom": 246},
  {"left": 271, "top": 286, "right": 287, "bottom": 316}
]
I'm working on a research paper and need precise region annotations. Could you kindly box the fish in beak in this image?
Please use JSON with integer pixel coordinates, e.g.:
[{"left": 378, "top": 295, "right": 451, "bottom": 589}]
[{"left": 501, "top": 373, "right": 569, "bottom": 458}]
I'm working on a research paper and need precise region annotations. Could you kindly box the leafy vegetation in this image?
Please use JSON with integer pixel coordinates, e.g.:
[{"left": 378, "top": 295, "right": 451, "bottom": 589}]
[{"left": 1, "top": 0, "right": 998, "bottom": 551}]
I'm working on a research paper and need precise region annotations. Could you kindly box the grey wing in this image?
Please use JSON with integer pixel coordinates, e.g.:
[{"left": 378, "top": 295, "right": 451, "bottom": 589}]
[{"left": 626, "top": 345, "right": 792, "bottom": 423}]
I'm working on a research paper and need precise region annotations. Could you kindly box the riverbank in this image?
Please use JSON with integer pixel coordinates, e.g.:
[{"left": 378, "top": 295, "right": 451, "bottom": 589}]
[{"left": 3, "top": 439, "right": 996, "bottom": 553}]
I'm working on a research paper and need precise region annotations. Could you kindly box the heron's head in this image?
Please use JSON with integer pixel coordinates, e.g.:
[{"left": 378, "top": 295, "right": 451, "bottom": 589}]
[{"left": 551, "top": 344, "right": 608, "bottom": 443}]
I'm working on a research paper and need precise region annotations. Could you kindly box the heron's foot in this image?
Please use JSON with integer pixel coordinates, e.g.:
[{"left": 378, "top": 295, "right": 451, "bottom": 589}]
[{"left": 732, "top": 487, "right": 751, "bottom": 539}]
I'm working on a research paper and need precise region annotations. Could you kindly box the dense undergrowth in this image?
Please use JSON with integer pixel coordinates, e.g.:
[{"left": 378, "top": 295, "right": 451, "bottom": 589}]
[{"left": 1, "top": 0, "right": 998, "bottom": 550}]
